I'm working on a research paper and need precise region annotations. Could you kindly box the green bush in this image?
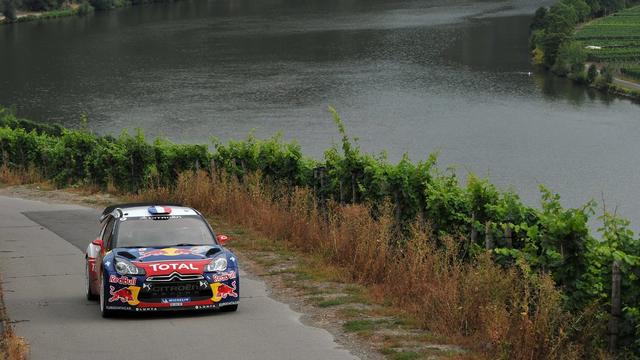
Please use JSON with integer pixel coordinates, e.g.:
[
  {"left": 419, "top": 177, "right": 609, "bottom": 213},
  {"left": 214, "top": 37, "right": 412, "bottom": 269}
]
[{"left": 77, "top": 2, "right": 94, "bottom": 15}]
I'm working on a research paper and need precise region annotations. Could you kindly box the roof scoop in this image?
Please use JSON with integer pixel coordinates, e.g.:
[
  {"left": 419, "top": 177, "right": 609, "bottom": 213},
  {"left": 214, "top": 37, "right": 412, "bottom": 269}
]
[
  {"left": 117, "top": 251, "right": 137, "bottom": 260},
  {"left": 206, "top": 247, "right": 222, "bottom": 257}
]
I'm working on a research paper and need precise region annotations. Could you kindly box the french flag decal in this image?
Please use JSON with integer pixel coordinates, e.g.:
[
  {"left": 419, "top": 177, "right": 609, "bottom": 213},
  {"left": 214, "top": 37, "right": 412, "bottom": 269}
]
[{"left": 148, "top": 206, "right": 172, "bottom": 215}]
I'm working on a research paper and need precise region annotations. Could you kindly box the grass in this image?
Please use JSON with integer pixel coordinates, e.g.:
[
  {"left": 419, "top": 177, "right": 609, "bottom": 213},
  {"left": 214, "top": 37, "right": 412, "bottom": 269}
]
[
  {"left": 380, "top": 348, "right": 421, "bottom": 360},
  {"left": 343, "top": 319, "right": 386, "bottom": 333}
]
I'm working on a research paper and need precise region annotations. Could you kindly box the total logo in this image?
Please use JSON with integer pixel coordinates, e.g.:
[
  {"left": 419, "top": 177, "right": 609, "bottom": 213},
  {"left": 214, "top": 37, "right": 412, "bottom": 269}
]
[{"left": 148, "top": 263, "right": 198, "bottom": 272}]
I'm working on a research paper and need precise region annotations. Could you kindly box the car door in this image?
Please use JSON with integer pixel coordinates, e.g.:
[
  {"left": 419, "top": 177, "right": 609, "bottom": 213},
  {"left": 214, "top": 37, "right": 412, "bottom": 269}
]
[{"left": 96, "top": 216, "right": 116, "bottom": 281}]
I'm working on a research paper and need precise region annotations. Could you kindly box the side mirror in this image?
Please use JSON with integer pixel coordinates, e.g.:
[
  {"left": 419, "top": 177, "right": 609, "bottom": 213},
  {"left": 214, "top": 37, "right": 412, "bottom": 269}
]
[
  {"left": 216, "top": 234, "right": 229, "bottom": 245},
  {"left": 92, "top": 238, "right": 104, "bottom": 248}
]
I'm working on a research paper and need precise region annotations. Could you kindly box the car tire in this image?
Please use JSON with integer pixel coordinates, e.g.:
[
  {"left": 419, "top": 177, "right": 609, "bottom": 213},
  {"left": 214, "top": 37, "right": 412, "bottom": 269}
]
[
  {"left": 86, "top": 261, "right": 98, "bottom": 301},
  {"left": 99, "top": 274, "right": 114, "bottom": 318},
  {"left": 220, "top": 304, "right": 238, "bottom": 312}
]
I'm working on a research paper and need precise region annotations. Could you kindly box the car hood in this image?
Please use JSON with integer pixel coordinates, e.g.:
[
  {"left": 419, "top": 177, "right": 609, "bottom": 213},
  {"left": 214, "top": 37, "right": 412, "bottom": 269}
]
[{"left": 113, "top": 245, "right": 223, "bottom": 263}]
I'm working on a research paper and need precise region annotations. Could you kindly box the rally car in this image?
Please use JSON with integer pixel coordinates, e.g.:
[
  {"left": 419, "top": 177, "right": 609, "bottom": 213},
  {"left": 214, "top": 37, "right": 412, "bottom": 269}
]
[{"left": 85, "top": 203, "right": 239, "bottom": 317}]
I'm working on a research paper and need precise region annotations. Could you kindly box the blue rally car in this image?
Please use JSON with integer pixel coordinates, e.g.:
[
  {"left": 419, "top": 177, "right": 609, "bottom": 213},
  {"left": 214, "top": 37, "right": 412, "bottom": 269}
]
[{"left": 85, "top": 203, "right": 239, "bottom": 317}]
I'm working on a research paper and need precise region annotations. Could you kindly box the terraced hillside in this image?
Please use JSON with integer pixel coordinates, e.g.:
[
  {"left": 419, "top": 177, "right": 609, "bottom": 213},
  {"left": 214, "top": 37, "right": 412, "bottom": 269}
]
[{"left": 576, "top": 5, "right": 640, "bottom": 79}]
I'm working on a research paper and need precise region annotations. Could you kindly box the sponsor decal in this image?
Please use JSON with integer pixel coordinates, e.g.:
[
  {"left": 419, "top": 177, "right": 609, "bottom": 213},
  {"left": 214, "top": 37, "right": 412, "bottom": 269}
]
[
  {"left": 109, "top": 275, "right": 136, "bottom": 286},
  {"left": 211, "top": 271, "right": 236, "bottom": 282},
  {"left": 138, "top": 246, "right": 211, "bottom": 260},
  {"left": 195, "top": 304, "right": 218, "bottom": 310},
  {"left": 137, "top": 259, "right": 210, "bottom": 276},
  {"left": 135, "top": 307, "right": 158, "bottom": 312},
  {"left": 220, "top": 301, "right": 239, "bottom": 306},
  {"left": 108, "top": 285, "right": 141, "bottom": 305},
  {"left": 139, "top": 248, "right": 195, "bottom": 259},
  {"left": 108, "top": 286, "right": 133, "bottom": 303},
  {"left": 106, "top": 305, "right": 131, "bottom": 310},
  {"left": 210, "top": 281, "right": 238, "bottom": 302},
  {"left": 148, "top": 263, "right": 198, "bottom": 272},
  {"left": 161, "top": 297, "right": 191, "bottom": 304},
  {"left": 143, "top": 215, "right": 182, "bottom": 220}
]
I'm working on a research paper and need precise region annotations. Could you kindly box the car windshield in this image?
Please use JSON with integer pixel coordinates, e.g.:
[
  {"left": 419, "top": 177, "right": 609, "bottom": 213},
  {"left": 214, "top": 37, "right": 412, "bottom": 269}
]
[{"left": 115, "top": 216, "right": 215, "bottom": 248}]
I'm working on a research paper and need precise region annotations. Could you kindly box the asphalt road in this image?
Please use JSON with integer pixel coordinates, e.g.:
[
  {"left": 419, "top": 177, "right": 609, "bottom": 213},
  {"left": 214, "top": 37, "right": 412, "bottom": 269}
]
[
  {"left": 0, "top": 195, "right": 358, "bottom": 360},
  {"left": 613, "top": 78, "right": 640, "bottom": 91}
]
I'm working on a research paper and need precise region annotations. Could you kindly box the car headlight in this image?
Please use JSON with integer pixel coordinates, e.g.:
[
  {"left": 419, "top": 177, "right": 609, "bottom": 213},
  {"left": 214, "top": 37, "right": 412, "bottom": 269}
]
[
  {"left": 114, "top": 257, "right": 145, "bottom": 275},
  {"left": 205, "top": 257, "right": 227, "bottom": 272}
]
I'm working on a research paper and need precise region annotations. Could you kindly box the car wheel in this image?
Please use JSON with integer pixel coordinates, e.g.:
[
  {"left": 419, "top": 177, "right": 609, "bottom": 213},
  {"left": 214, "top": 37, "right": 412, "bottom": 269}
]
[
  {"left": 99, "top": 274, "right": 114, "bottom": 318},
  {"left": 220, "top": 304, "right": 238, "bottom": 312},
  {"left": 86, "top": 261, "right": 98, "bottom": 301}
]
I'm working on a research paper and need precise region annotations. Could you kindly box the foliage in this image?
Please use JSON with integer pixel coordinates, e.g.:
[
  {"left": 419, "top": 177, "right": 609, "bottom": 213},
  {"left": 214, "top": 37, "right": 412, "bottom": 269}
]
[
  {"left": 531, "top": 7, "right": 549, "bottom": 30},
  {"left": 1, "top": 0, "right": 18, "bottom": 21},
  {"left": 89, "top": 0, "right": 113, "bottom": 11},
  {"left": 77, "top": 1, "right": 93, "bottom": 15},
  {"left": 21, "top": 0, "right": 62, "bottom": 11},
  {"left": 554, "top": 41, "right": 588, "bottom": 75},
  {"left": 1, "top": 106, "right": 640, "bottom": 355},
  {"left": 587, "top": 63, "right": 598, "bottom": 83},
  {"left": 529, "top": 0, "right": 640, "bottom": 85}
]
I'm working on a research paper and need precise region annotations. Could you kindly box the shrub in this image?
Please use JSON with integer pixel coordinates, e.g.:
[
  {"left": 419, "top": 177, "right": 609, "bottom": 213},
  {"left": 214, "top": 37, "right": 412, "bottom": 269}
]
[
  {"left": 587, "top": 64, "right": 598, "bottom": 83},
  {"left": 77, "top": 2, "right": 94, "bottom": 15}
]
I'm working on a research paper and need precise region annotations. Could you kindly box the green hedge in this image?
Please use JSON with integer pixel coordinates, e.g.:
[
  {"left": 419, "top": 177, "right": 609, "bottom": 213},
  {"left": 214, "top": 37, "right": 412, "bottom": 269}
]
[{"left": 1, "top": 105, "right": 639, "bottom": 354}]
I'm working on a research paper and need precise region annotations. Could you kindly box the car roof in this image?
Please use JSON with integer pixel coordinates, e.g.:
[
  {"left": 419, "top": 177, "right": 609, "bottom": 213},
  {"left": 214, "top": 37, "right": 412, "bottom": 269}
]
[{"left": 100, "top": 203, "right": 196, "bottom": 221}]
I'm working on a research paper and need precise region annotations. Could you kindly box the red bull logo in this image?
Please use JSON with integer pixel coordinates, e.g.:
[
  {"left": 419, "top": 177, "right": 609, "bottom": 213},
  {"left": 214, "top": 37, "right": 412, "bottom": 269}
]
[
  {"left": 211, "top": 271, "right": 236, "bottom": 282},
  {"left": 216, "top": 281, "right": 238, "bottom": 299},
  {"left": 109, "top": 286, "right": 134, "bottom": 303},
  {"left": 139, "top": 248, "right": 195, "bottom": 259},
  {"left": 210, "top": 281, "right": 238, "bottom": 302},
  {"left": 109, "top": 275, "right": 136, "bottom": 286}
]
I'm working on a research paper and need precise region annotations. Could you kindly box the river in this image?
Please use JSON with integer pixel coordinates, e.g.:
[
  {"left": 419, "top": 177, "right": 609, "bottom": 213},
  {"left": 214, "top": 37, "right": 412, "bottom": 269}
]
[{"left": 1, "top": 0, "right": 639, "bottom": 230}]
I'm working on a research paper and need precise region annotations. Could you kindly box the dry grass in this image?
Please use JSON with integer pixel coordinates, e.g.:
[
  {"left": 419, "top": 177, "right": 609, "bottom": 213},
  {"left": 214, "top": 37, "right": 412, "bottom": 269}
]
[
  {"left": 0, "top": 328, "right": 29, "bottom": 360},
  {"left": 128, "top": 170, "right": 605, "bottom": 360},
  {"left": 0, "top": 163, "right": 42, "bottom": 186},
  {"left": 0, "top": 275, "right": 28, "bottom": 360}
]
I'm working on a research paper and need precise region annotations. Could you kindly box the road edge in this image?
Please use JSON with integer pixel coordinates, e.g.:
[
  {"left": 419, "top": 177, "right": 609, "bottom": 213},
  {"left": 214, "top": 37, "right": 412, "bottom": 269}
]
[{"left": 0, "top": 272, "right": 29, "bottom": 360}]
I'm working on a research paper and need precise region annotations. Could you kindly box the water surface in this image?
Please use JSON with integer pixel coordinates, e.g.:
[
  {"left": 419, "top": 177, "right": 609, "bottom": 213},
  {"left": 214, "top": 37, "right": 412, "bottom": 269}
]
[{"left": 1, "top": 0, "right": 639, "bottom": 229}]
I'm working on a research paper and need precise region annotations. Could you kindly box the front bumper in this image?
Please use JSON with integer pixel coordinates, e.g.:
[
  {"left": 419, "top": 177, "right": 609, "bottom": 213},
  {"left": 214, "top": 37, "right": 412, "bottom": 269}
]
[{"left": 104, "top": 271, "right": 239, "bottom": 312}]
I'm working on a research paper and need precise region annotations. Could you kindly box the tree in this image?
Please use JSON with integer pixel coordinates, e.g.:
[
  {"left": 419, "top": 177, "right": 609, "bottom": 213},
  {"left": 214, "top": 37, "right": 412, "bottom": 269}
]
[
  {"left": 89, "top": 0, "right": 113, "bottom": 10},
  {"left": 563, "top": 0, "right": 592, "bottom": 22},
  {"left": 1, "top": 0, "right": 17, "bottom": 21},
  {"left": 600, "top": 0, "right": 625, "bottom": 14},
  {"left": 22, "top": 0, "right": 58, "bottom": 11},
  {"left": 546, "top": 2, "right": 579, "bottom": 34},
  {"left": 530, "top": 7, "right": 548, "bottom": 30},
  {"left": 585, "top": 0, "right": 602, "bottom": 16},
  {"left": 542, "top": 32, "right": 568, "bottom": 67},
  {"left": 587, "top": 64, "right": 598, "bottom": 83},
  {"left": 554, "top": 41, "right": 587, "bottom": 75}
]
